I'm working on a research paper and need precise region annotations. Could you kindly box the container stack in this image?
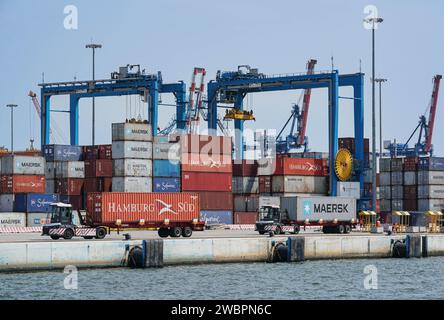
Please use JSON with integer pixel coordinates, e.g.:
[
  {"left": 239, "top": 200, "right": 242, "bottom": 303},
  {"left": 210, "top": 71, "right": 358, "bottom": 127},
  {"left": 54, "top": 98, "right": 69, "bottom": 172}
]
[
  {"left": 152, "top": 136, "right": 181, "bottom": 192},
  {"left": 232, "top": 160, "right": 259, "bottom": 224},
  {"left": 112, "top": 122, "right": 153, "bottom": 192},
  {"left": 403, "top": 157, "right": 419, "bottom": 211},
  {"left": 379, "top": 158, "right": 392, "bottom": 213},
  {"left": 0, "top": 155, "right": 46, "bottom": 227},
  {"left": 180, "top": 134, "right": 233, "bottom": 225},
  {"left": 417, "top": 157, "right": 444, "bottom": 211},
  {"left": 83, "top": 145, "right": 113, "bottom": 194}
]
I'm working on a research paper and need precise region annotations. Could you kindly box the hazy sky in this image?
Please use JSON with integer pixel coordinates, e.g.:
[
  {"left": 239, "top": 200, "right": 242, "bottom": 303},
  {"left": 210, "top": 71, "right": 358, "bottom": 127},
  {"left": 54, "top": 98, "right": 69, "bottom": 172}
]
[{"left": 0, "top": 0, "right": 443, "bottom": 154}]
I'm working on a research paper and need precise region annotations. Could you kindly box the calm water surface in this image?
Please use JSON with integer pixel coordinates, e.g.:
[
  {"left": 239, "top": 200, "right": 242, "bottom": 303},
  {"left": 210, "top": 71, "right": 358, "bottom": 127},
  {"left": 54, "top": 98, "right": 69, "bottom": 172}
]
[{"left": 1, "top": 257, "right": 443, "bottom": 300}]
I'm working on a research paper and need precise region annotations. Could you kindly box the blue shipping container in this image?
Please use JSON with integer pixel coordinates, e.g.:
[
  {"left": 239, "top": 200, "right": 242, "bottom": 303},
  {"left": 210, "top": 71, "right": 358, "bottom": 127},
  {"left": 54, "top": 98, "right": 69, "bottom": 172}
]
[
  {"left": 43, "top": 145, "right": 83, "bottom": 161},
  {"left": 153, "top": 177, "right": 180, "bottom": 192},
  {"left": 153, "top": 160, "right": 180, "bottom": 177},
  {"left": 418, "top": 157, "right": 444, "bottom": 171},
  {"left": 14, "top": 193, "right": 59, "bottom": 213},
  {"left": 200, "top": 210, "right": 233, "bottom": 225}
]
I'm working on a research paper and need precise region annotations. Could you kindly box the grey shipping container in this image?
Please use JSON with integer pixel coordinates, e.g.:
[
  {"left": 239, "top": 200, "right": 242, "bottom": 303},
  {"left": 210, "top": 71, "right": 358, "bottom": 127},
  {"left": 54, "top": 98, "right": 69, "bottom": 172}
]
[
  {"left": 379, "top": 158, "right": 391, "bottom": 172},
  {"left": 45, "top": 162, "right": 57, "bottom": 179},
  {"left": 404, "top": 171, "right": 417, "bottom": 186},
  {"left": 112, "top": 141, "right": 153, "bottom": 159},
  {"left": 1, "top": 156, "right": 45, "bottom": 175},
  {"left": 55, "top": 161, "right": 85, "bottom": 178},
  {"left": 379, "top": 172, "right": 391, "bottom": 186},
  {"left": 418, "top": 185, "right": 444, "bottom": 199},
  {"left": 0, "top": 212, "right": 26, "bottom": 228},
  {"left": 0, "top": 194, "right": 15, "bottom": 212},
  {"left": 111, "top": 177, "right": 152, "bottom": 192},
  {"left": 113, "top": 159, "right": 153, "bottom": 177},
  {"left": 45, "top": 179, "right": 55, "bottom": 194},
  {"left": 417, "top": 171, "right": 444, "bottom": 185},
  {"left": 391, "top": 172, "right": 403, "bottom": 185},
  {"left": 391, "top": 186, "right": 403, "bottom": 200},
  {"left": 272, "top": 176, "right": 328, "bottom": 194},
  {"left": 152, "top": 142, "right": 180, "bottom": 161},
  {"left": 390, "top": 158, "right": 404, "bottom": 172},
  {"left": 364, "top": 169, "right": 372, "bottom": 183},
  {"left": 418, "top": 199, "right": 444, "bottom": 211},
  {"left": 232, "top": 177, "right": 259, "bottom": 194},
  {"left": 112, "top": 122, "right": 152, "bottom": 142},
  {"left": 258, "top": 196, "right": 280, "bottom": 208},
  {"left": 379, "top": 186, "right": 391, "bottom": 199},
  {"left": 337, "top": 182, "right": 360, "bottom": 199},
  {"left": 391, "top": 199, "right": 403, "bottom": 211},
  {"left": 280, "top": 196, "right": 356, "bottom": 222},
  {"left": 380, "top": 199, "right": 391, "bottom": 212},
  {"left": 234, "top": 195, "right": 259, "bottom": 212}
]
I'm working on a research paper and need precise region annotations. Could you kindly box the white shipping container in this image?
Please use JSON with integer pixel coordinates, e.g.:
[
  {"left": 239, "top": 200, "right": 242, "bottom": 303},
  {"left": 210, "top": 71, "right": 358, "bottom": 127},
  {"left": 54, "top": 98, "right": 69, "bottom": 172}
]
[
  {"left": 55, "top": 161, "right": 85, "bottom": 178},
  {"left": 258, "top": 196, "right": 280, "bottom": 208},
  {"left": 232, "top": 177, "right": 259, "bottom": 194},
  {"left": 152, "top": 142, "right": 180, "bottom": 161},
  {"left": 111, "top": 177, "right": 152, "bottom": 192},
  {"left": 1, "top": 156, "right": 45, "bottom": 175},
  {"left": 113, "top": 159, "right": 153, "bottom": 177},
  {"left": 379, "top": 172, "right": 391, "bottom": 186},
  {"left": 418, "top": 199, "right": 444, "bottom": 211},
  {"left": 112, "top": 122, "right": 152, "bottom": 142},
  {"left": 0, "top": 212, "right": 26, "bottom": 227},
  {"left": 404, "top": 171, "right": 417, "bottom": 186},
  {"left": 26, "top": 212, "right": 51, "bottom": 227},
  {"left": 418, "top": 185, "right": 444, "bottom": 199},
  {"left": 112, "top": 141, "right": 153, "bottom": 159},
  {"left": 337, "top": 182, "right": 360, "bottom": 199},
  {"left": 0, "top": 194, "right": 15, "bottom": 212},
  {"left": 272, "top": 176, "right": 328, "bottom": 194},
  {"left": 417, "top": 171, "right": 444, "bottom": 185}
]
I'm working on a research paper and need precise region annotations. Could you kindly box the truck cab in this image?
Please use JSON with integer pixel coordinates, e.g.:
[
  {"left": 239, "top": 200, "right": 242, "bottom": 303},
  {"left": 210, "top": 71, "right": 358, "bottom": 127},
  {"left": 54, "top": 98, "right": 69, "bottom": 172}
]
[
  {"left": 255, "top": 205, "right": 295, "bottom": 235},
  {"left": 42, "top": 203, "right": 107, "bottom": 240}
]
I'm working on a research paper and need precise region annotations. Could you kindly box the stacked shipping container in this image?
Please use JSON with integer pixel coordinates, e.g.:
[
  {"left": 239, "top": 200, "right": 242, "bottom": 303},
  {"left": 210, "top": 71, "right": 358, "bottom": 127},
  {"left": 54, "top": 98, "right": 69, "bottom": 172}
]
[
  {"left": 152, "top": 136, "right": 181, "bottom": 192},
  {"left": 180, "top": 134, "right": 233, "bottom": 225},
  {"left": 83, "top": 145, "right": 113, "bottom": 195},
  {"left": 112, "top": 122, "right": 153, "bottom": 192},
  {"left": 417, "top": 157, "right": 444, "bottom": 211},
  {"left": 232, "top": 160, "right": 259, "bottom": 224}
]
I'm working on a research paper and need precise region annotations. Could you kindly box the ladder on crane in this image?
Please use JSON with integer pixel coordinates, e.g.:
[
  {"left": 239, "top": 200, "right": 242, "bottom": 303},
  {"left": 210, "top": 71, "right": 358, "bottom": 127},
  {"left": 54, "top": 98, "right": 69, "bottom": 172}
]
[{"left": 187, "top": 67, "right": 206, "bottom": 134}]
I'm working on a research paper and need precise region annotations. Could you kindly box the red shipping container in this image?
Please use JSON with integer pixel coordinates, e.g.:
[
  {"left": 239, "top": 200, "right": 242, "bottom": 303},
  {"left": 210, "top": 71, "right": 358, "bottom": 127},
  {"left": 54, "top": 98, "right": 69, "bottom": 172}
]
[
  {"left": 338, "top": 138, "right": 369, "bottom": 153},
  {"left": 404, "top": 186, "right": 417, "bottom": 200},
  {"left": 86, "top": 192, "right": 200, "bottom": 224},
  {"left": 84, "top": 160, "right": 113, "bottom": 177},
  {"left": 232, "top": 160, "right": 258, "bottom": 177},
  {"left": 66, "top": 195, "right": 84, "bottom": 210},
  {"left": 0, "top": 175, "right": 45, "bottom": 193},
  {"left": 364, "top": 183, "right": 373, "bottom": 197},
  {"left": 234, "top": 212, "right": 258, "bottom": 224},
  {"left": 177, "top": 134, "right": 232, "bottom": 155},
  {"left": 198, "top": 192, "right": 233, "bottom": 210},
  {"left": 404, "top": 199, "right": 417, "bottom": 211},
  {"left": 404, "top": 157, "right": 418, "bottom": 171},
  {"left": 259, "top": 176, "right": 272, "bottom": 194},
  {"left": 84, "top": 177, "right": 112, "bottom": 193},
  {"left": 181, "top": 153, "right": 232, "bottom": 173},
  {"left": 99, "top": 145, "right": 112, "bottom": 160},
  {"left": 56, "top": 178, "right": 84, "bottom": 195},
  {"left": 181, "top": 172, "right": 232, "bottom": 192},
  {"left": 274, "top": 156, "right": 328, "bottom": 176},
  {"left": 83, "top": 145, "right": 99, "bottom": 160}
]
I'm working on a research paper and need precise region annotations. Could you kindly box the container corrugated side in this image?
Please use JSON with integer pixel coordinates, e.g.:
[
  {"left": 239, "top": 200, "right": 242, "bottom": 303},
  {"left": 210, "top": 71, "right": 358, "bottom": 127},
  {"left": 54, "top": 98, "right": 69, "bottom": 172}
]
[
  {"left": 84, "top": 160, "right": 113, "bottom": 177},
  {"left": 111, "top": 177, "right": 152, "bottom": 192},
  {"left": 198, "top": 192, "right": 233, "bottom": 210},
  {"left": 56, "top": 161, "right": 85, "bottom": 178},
  {"left": 181, "top": 172, "right": 232, "bottom": 192},
  {"left": 418, "top": 185, "right": 444, "bottom": 199},
  {"left": 0, "top": 212, "right": 26, "bottom": 227},
  {"left": 418, "top": 199, "right": 444, "bottom": 211},
  {"left": 181, "top": 153, "right": 232, "bottom": 173},
  {"left": 113, "top": 159, "right": 152, "bottom": 177},
  {"left": 153, "top": 160, "right": 180, "bottom": 177},
  {"left": 43, "top": 145, "right": 83, "bottom": 161},
  {"left": 234, "top": 195, "right": 259, "bottom": 212},
  {"left": 232, "top": 177, "right": 259, "bottom": 194},
  {"left": 112, "top": 141, "right": 153, "bottom": 159},
  {"left": 178, "top": 134, "right": 232, "bottom": 155},
  {"left": 0, "top": 175, "right": 45, "bottom": 193},
  {"left": 1, "top": 156, "right": 45, "bottom": 175},
  {"left": 153, "top": 177, "right": 180, "bottom": 192},
  {"left": 87, "top": 192, "right": 200, "bottom": 224},
  {"left": 153, "top": 142, "right": 180, "bottom": 161},
  {"left": 0, "top": 194, "right": 14, "bottom": 212},
  {"left": 234, "top": 212, "right": 257, "bottom": 224},
  {"left": 417, "top": 171, "right": 444, "bottom": 185},
  {"left": 14, "top": 193, "right": 59, "bottom": 213},
  {"left": 200, "top": 210, "right": 233, "bottom": 225},
  {"left": 272, "top": 176, "right": 328, "bottom": 194},
  {"left": 26, "top": 212, "right": 51, "bottom": 226},
  {"left": 112, "top": 123, "right": 153, "bottom": 142},
  {"left": 404, "top": 171, "right": 417, "bottom": 186}
]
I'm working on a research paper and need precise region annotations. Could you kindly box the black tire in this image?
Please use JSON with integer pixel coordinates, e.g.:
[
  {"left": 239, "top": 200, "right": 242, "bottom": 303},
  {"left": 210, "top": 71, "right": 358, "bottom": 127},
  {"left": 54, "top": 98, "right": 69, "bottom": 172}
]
[
  {"left": 170, "top": 227, "right": 182, "bottom": 238},
  {"left": 95, "top": 227, "right": 107, "bottom": 239},
  {"left": 275, "top": 227, "right": 282, "bottom": 235},
  {"left": 63, "top": 228, "right": 74, "bottom": 240},
  {"left": 292, "top": 225, "right": 300, "bottom": 234},
  {"left": 338, "top": 225, "right": 345, "bottom": 234},
  {"left": 50, "top": 235, "right": 60, "bottom": 240},
  {"left": 345, "top": 225, "right": 351, "bottom": 234},
  {"left": 158, "top": 228, "right": 169, "bottom": 238},
  {"left": 322, "top": 226, "right": 329, "bottom": 234},
  {"left": 83, "top": 236, "right": 94, "bottom": 240},
  {"left": 182, "top": 227, "right": 193, "bottom": 238}
]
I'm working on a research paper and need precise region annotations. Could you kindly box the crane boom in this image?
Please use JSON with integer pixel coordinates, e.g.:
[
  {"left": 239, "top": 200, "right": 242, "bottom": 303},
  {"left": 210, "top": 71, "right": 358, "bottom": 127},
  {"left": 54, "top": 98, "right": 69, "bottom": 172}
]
[
  {"left": 425, "top": 74, "right": 442, "bottom": 153},
  {"left": 297, "top": 59, "right": 317, "bottom": 146},
  {"left": 28, "top": 91, "right": 41, "bottom": 117}
]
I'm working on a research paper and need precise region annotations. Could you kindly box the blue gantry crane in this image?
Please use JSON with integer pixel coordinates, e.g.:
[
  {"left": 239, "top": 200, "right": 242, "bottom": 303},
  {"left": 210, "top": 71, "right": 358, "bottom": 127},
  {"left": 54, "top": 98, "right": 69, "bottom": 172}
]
[{"left": 206, "top": 65, "right": 365, "bottom": 196}]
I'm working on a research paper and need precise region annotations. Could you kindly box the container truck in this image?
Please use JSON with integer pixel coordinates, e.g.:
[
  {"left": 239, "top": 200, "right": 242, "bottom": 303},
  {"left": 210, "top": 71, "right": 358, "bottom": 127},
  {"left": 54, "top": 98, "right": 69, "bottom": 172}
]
[
  {"left": 255, "top": 196, "right": 357, "bottom": 235},
  {"left": 41, "top": 192, "right": 205, "bottom": 240}
]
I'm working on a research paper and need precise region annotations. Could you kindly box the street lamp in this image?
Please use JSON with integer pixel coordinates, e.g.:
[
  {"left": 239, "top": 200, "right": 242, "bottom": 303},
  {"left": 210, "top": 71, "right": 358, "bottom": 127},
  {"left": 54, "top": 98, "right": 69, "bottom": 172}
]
[
  {"left": 85, "top": 43, "right": 102, "bottom": 145},
  {"left": 364, "top": 16, "right": 383, "bottom": 212},
  {"left": 374, "top": 78, "right": 387, "bottom": 157},
  {"left": 5, "top": 104, "right": 18, "bottom": 153}
]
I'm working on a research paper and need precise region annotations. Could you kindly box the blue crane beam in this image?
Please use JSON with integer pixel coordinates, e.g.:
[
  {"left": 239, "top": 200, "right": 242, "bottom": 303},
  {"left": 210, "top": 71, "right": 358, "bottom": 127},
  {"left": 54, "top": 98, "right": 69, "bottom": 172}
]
[{"left": 207, "top": 71, "right": 364, "bottom": 197}]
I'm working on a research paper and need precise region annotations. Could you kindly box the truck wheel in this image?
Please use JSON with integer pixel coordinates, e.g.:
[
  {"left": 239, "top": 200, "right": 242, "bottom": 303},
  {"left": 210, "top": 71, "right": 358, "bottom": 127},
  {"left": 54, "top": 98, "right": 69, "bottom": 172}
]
[
  {"left": 158, "top": 228, "right": 169, "bottom": 238},
  {"left": 95, "top": 227, "right": 107, "bottom": 239},
  {"left": 50, "top": 235, "right": 60, "bottom": 240},
  {"left": 322, "top": 226, "right": 330, "bottom": 234},
  {"left": 337, "top": 225, "right": 345, "bottom": 234},
  {"left": 182, "top": 227, "right": 193, "bottom": 238},
  {"left": 292, "top": 226, "right": 300, "bottom": 234},
  {"left": 170, "top": 227, "right": 182, "bottom": 238},
  {"left": 63, "top": 228, "right": 74, "bottom": 240},
  {"left": 275, "top": 227, "right": 282, "bottom": 235},
  {"left": 345, "top": 225, "right": 351, "bottom": 234}
]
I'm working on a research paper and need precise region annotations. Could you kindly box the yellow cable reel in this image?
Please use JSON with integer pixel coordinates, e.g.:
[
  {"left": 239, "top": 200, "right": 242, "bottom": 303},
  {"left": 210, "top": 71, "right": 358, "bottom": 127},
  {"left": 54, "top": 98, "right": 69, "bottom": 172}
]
[{"left": 334, "top": 148, "right": 353, "bottom": 181}]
